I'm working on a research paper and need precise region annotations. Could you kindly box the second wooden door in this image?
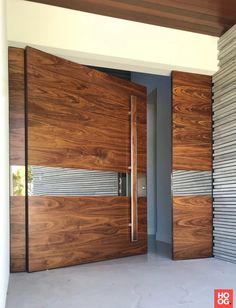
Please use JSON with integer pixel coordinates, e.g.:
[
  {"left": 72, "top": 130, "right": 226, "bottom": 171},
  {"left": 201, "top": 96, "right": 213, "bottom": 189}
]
[{"left": 172, "top": 71, "right": 213, "bottom": 260}]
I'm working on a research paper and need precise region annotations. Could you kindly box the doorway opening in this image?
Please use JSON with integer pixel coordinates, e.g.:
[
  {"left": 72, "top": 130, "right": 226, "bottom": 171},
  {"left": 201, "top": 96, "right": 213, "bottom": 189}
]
[{"left": 91, "top": 66, "right": 172, "bottom": 259}]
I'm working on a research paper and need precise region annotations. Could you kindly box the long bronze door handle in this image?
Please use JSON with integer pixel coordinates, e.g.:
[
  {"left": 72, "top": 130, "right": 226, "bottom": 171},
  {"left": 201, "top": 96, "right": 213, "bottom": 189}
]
[{"left": 130, "top": 96, "right": 138, "bottom": 242}]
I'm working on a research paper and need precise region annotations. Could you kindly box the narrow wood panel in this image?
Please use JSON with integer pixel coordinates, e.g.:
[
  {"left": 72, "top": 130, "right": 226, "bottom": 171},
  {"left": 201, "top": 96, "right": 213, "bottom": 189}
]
[
  {"left": 172, "top": 71, "right": 212, "bottom": 171},
  {"left": 10, "top": 197, "right": 26, "bottom": 272},
  {"left": 173, "top": 196, "right": 212, "bottom": 260},
  {"left": 26, "top": 47, "right": 146, "bottom": 173},
  {"left": 28, "top": 196, "right": 147, "bottom": 272},
  {"left": 9, "top": 47, "right": 25, "bottom": 165},
  {"left": 27, "top": 0, "right": 236, "bottom": 36},
  {"left": 9, "top": 47, "right": 26, "bottom": 272},
  {"left": 172, "top": 71, "right": 212, "bottom": 261}
]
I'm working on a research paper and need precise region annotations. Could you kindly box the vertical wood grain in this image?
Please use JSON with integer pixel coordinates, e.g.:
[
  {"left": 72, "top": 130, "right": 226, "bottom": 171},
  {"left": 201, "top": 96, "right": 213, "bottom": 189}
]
[{"left": 9, "top": 47, "right": 26, "bottom": 272}]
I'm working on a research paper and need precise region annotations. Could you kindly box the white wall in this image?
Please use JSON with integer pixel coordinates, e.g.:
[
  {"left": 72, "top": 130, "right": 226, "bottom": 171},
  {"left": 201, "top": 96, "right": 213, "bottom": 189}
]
[
  {"left": 7, "top": 0, "right": 218, "bottom": 76},
  {"left": 0, "top": 0, "right": 9, "bottom": 307}
]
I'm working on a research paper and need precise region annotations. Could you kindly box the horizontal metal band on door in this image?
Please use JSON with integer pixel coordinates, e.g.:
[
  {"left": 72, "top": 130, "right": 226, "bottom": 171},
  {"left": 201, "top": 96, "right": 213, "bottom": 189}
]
[
  {"left": 172, "top": 170, "right": 212, "bottom": 196},
  {"left": 213, "top": 25, "right": 236, "bottom": 264},
  {"left": 29, "top": 166, "right": 119, "bottom": 196}
]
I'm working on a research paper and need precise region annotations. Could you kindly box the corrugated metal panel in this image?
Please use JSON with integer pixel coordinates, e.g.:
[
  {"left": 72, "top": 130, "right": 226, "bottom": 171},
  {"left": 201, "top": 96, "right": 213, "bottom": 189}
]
[
  {"left": 29, "top": 166, "right": 119, "bottom": 196},
  {"left": 213, "top": 25, "right": 236, "bottom": 263},
  {"left": 172, "top": 170, "right": 212, "bottom": 196}
]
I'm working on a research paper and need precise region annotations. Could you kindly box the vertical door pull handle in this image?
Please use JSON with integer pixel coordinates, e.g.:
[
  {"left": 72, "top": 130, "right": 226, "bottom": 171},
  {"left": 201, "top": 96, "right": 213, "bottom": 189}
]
[{"left": 130, "top": 96, "right": 138, "bottom": 242}]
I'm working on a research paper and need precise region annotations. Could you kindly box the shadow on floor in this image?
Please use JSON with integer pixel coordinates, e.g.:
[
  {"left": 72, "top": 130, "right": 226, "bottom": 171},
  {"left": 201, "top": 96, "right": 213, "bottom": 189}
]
[{"left": 148, "top": 235, "right": 172, "bottom": 259}]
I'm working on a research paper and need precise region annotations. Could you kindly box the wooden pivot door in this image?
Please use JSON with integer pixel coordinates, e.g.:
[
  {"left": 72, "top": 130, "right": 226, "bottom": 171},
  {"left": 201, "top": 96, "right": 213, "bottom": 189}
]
[
  {"left": 172, "top": 71, "right": 213, "bottom": 260},
  {"left": 26, "top": 47, "right": 147, "bottom": 272}
]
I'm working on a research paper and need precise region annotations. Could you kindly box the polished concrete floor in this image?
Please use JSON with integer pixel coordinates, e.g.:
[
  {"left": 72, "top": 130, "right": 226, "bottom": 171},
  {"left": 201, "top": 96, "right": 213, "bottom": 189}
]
[{"left": 6, "top": 240, "right": 236, "bottom": 308}]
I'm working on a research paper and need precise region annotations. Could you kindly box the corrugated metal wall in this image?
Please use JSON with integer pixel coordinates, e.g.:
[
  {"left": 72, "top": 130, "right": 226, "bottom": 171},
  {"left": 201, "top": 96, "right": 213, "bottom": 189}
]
[{"left": 213, "top": 25, "right": 236, "bottom": 263}]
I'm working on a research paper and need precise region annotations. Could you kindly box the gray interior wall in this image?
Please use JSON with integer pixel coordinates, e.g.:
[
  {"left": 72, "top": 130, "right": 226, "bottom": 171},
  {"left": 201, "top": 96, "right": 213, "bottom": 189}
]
[
  {"left": 146, "top": 90, "right": 157, "bottom": 235},
  {"left": 155, "top": 77, "right": 172, "bottom": 243},
  {"left": 131, "top": 73, "right": 171, "bottom": 242}
]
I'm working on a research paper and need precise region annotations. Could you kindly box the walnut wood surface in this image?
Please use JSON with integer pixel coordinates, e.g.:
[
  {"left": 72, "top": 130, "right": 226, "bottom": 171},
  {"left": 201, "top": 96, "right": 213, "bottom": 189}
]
[
  {"left": 172, "top": 71, "right": 212, "bottom": 260},
  {"left": 9, "top": 47, "right": 25, "bottom": 166},
  {"left": 9, "top": 48, "right": 26, "bottom": 272},
  {"left": 27, "top": 0, "right": 236, "bottom": 36},
  {"left": 26, "top": 47, "right": 146, "bottom": 173},
  {"left": 173, "top": 196, "right": 212, "bottom": 207},
  {"left": 28, "top": 196, "right": 147, "bottom": 272},
  {"left": 10, "top": 196, "right": 26, "bottom": 272},
  {"left": 172, "top": 71, "right": 212, "bottom": 171},
  {"left": 26, "top": 47, "right": 147, "bottom": 271},
  {"left": 173, "top": 196, "right": 212, "bottom": 260}
]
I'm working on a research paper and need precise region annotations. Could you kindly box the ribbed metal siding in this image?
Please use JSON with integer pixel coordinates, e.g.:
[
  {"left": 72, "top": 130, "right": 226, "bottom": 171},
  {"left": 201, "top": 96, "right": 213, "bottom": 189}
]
[
  {"left": 30, "top": 166, "right": 119, "bottom": 196},
  {"left": 172, "top": 170, "right": 212, "bottom": 196},
  {"left": 213, "top": 24, "right": 236, "bottom": 263}
]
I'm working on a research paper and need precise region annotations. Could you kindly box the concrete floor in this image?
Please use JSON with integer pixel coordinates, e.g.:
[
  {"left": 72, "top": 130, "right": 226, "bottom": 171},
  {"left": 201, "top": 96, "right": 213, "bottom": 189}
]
[{"left": 6, "top": 240, "right": 236, "bottom": 308}]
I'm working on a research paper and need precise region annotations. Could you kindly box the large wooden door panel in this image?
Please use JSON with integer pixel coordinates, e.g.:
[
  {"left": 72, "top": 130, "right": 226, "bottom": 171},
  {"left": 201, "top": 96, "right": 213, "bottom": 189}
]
[
  {"left": 172, "top": 71, "right": 213, "bottom": 260},
  {"left": 26, "top": 47, "right": 147, "bottom": 272},
  {"left": 26, "top": 47, "right": 146, "bottom": 172},
  {"left": 28, "top": 197, "right": 147, "bottom": 272}
]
